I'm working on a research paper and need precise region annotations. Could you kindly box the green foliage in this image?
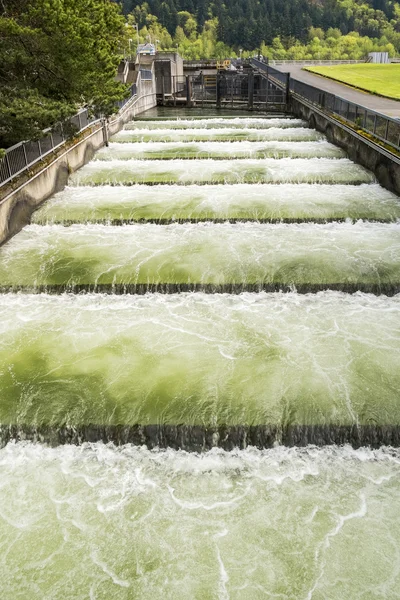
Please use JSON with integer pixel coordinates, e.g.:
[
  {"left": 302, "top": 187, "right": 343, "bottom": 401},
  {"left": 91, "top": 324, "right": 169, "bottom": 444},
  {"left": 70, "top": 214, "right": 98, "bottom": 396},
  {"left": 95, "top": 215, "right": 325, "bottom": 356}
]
[
  {"left": 119, "top": 0, "right": 400, "bottom": 52},
  {"left": 0, "top": 0, "right": 129, "bottom": 147},
  {"left": 121, "top": 0, "right": 399, "bottom": 60}
]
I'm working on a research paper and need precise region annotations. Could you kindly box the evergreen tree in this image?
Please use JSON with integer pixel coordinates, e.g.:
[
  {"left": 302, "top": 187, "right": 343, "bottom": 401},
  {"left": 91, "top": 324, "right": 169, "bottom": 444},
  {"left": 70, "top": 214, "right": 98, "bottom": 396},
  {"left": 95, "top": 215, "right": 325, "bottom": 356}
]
[{"left": 0, "top": 0, "right": 128, "bottom": 147}]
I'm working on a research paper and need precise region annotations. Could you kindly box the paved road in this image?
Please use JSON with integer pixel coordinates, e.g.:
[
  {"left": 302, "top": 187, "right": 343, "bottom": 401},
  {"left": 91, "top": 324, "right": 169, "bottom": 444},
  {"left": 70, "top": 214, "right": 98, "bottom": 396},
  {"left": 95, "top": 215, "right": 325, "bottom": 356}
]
[{"left": 275, "top": 64, "right": 400, "bottom": 118}]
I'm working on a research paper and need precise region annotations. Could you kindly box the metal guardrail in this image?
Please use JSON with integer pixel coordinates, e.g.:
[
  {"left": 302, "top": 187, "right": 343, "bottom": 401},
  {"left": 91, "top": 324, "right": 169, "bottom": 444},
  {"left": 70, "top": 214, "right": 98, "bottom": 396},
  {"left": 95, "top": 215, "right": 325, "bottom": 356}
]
[
  {"left": 251, "top": 58, "right": 400, "bottom": 151},
  {"left": 1, "top": 82, "right": 138, "bottom": 187},
  {"left": 269, "top": 60, "right": 364, "bottom": 66}
]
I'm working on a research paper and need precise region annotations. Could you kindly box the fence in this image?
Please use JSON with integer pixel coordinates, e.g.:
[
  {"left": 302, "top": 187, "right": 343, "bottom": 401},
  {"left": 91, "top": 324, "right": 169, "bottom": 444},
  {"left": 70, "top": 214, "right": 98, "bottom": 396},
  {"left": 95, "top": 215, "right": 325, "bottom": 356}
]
[
  {"left": 269, "top": 60, "right": 364, "bottom": 66},
  {"left": 0, "top": 80, "right": 140, "bottom": 188},
  {"left": 184, "top": 72, "right": 286, "bottom": 106},
  {"left": 251, "top": 58, "right": 400, "bottom": 151}
]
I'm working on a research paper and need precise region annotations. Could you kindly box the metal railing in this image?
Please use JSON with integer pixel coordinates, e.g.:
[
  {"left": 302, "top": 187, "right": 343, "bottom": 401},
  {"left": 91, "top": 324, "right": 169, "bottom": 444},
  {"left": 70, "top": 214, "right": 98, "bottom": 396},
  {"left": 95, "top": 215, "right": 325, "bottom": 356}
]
[
  {"left": 181, "top": 72, "right": 286, "bottom": 106},
  {"left": 251, "top": 58, "right": 400, "bottom": 151},
  {"left": 269, "top": 59, "right": 364, "bottom": 66},
  {"left": 1, "top": 81, "right": 139, "bottom": 187}
]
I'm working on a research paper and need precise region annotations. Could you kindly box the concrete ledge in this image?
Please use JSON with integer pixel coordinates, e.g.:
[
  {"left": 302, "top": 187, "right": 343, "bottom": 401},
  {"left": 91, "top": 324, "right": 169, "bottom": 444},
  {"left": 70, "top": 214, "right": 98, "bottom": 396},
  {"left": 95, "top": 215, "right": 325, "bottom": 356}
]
[
  {"left": 2, "top": 423, "right": 400, "bottom": 450},
  {"left": 1, "top": 282, "right": 399, "bottom": 296},
  {"left": 0, "top": 86, "right": 157, "bottom": 245}
]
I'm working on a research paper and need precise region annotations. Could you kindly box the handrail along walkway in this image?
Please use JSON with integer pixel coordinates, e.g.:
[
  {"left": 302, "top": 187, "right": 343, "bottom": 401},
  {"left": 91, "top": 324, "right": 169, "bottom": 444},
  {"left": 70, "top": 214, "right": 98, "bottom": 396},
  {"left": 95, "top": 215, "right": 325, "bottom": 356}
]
[
  {"left": 251, "top": 58, "right": 400, "bottom": 152},
  {"left": 0, "top": 80, "right": 140, "bottom": 188}
]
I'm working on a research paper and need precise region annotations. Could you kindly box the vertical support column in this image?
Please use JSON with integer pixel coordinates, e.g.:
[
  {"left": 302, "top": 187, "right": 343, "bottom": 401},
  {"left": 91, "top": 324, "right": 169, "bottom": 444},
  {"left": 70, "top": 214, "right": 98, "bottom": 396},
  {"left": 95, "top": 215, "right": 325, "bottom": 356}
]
[
  {"left": 161, "top": 76, "right": 165, "bottom": 106},
  {"left": 384, "top": 118, "right": 389, "bottom": 143},
  {"left": 102, "top": 118, "right": 109, "bottom": 147},
  {"left": 248, "top": 71, "right": 254, "bottom": 111},
  {"left": 22, "top": 144, "right": 28, "bottom": 168},
  {"left": 186, "top": 76, "right": 193, "bottom": 107},
  {"left": 265, "top": 67, "right": 269, "bottom": 109},
  {"left": 286, "top": 73, "right": 290, "bottom": 106},
  {"left": 216, "top": 73, "right": 221, "bottom": 109}
]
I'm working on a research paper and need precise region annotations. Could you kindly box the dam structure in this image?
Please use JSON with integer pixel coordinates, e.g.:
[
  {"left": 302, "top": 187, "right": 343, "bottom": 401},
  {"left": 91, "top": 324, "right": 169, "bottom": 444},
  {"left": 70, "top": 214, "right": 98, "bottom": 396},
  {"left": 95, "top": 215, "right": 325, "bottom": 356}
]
[{"left": 1, "top": 109, "right": 400, "bottom": 597}]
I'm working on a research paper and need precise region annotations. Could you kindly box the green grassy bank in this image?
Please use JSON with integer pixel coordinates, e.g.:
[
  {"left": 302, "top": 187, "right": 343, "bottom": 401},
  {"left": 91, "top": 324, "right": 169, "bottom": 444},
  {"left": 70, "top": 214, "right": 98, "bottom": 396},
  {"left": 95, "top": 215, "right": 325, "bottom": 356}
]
[{"left": 305, "top": 64, "right": 400, "bottom": 100}]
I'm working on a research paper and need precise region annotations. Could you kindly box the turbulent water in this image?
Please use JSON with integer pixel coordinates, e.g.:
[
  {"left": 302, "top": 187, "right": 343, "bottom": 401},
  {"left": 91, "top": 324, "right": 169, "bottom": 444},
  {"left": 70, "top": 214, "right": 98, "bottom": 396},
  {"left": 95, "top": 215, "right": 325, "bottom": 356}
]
[
  {"left": 0, "top": 292, "right": 399, "bottom": 427},
  {"left": 124, "top": 116, "right": 308, "bottom": 129},
  {"left": 71, "top": 157, "right": 374, "bottom": 186},
  {"left": 2, "top": 443, "right": 400, "bottom": 600},
  {"left": 111, "top": 126, "right": 324, "bottom": 142},
  {"left": 94, "top": 140, "right": 345, "bottom": 160},
  {"left": 33, "top": 183, "right": 400, "bottom": 224},
  {"left": 1, "top": 222, "right": 399, "bottom": 290},
  {"left": 2, "top": 110, "right": 400, "bottom": 596}
]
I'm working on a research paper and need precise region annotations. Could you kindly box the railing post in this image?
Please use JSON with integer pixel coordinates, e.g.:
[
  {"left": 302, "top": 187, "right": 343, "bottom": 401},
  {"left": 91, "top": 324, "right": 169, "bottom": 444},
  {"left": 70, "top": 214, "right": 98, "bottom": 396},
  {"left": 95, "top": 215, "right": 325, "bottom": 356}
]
[
  {"left": 186, "top": 75, "right": 192, "bottom": 107},
  {"left": 101, "top": 117, "right": 109, "bottom": 147},
  {"left": 22, "top": 144, "right": 28, "bottom": 168},
  {"left": 161, "top": 76, "right": 165, "bottom": 106},
  {"left": 4, "top": 153, "right": 12, "bottom": 179},
  {"left": 384, "top": 119, "right": 389, "bottom": 142},
  {"left": 286, "top": 73, "right": 290, "bottom": 105},
  {"left": 216, "top": 73, "right": 221, "bottom": 109}
]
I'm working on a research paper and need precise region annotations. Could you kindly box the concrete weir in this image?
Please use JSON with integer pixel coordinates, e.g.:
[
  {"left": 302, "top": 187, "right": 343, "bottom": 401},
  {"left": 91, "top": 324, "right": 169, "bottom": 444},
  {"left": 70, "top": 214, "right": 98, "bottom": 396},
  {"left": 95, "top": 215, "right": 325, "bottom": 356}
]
[
  {"left": 3, "top": 66, "right": 400, "bottom": 599},
  {"left": 0, "top": 105, "right": 400, "bottom": 451},
  {"left": 2, "top": 424, "right": 400, "bottom": 450}
]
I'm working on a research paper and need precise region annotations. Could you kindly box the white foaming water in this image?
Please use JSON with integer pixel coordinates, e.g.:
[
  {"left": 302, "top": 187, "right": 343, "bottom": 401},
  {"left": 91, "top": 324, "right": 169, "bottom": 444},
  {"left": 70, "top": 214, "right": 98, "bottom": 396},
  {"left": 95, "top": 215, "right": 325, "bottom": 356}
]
[
  {"left": 112, "top": 126, "right": 324, "bottom": 142},
  {"left": 4, "top": 110, "right": 400, "bottom": 599},
  {"left": 125, "top": 117, "right": 307, "bottom": 129},
  {"left": 32, "top": 183, "right": 400, "bottom": 224},
  {"left": 1, "top": 442, "right": 400, "bottom": 599},
  {"left": 94, "top": 140, "right": 345, "bottom": 160},
  {"left": 0, "top": 291, "right": 399, "bottom": 426},
  {"left": 1, "top": 222, "right": 399, "bottom": 288},
  {"left": 71, "top": 158, "right": 374, "bottom": 185}
]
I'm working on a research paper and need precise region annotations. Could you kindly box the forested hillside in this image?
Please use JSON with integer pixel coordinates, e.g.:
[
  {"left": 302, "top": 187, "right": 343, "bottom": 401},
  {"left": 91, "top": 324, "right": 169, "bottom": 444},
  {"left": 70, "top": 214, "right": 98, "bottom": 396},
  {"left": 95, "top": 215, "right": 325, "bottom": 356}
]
[{"left": 119, "top": 0, "right": 400, "bottom": 58}]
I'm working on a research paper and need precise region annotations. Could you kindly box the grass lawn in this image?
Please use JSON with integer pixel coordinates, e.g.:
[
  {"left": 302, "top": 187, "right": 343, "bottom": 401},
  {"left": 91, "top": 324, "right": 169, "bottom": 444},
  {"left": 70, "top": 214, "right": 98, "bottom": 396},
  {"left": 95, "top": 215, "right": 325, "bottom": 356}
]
[{"left": 304, "top": 64, "right": 400, "bottom": 100}]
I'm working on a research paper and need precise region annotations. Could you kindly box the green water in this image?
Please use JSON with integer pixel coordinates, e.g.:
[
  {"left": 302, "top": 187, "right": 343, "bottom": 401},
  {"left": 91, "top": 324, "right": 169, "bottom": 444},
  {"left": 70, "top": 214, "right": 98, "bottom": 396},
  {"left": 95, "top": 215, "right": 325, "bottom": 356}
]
[
  {"left": 1, "top": 222, "right": 399, "bottom": 289},
  {"left": 94, "top": 141, "right": 345, "bottom": 161},
  {"left": 32, "top": 183, "right": 400, "bottom": 225},
  {"left": 3, "top": 109, "right": 400, "bottom": 597},
  {"left": 128, "top": 115, "right": 306, "bottom": 128},
  {"left": 0, "top": 292, "right": 399, "bottom": 427},
  {"left": 1, "top": 443, "right": 400, "bottom": 600},
  {"left": 71, "top": 158, "right": 374, "bottom": 186},
  {"left": 111, "top": 126, "right": 324, "bottom": 143}
]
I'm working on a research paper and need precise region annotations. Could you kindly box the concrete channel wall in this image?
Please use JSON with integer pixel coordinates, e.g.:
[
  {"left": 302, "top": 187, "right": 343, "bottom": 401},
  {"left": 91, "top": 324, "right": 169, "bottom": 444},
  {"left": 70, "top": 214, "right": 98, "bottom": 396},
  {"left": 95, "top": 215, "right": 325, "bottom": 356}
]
[
  {"left": 291, "top": 96, "right": 400, "bottom": 196},
  {"left": 0, "top": 79, "right": 156, "bottom": 245}
]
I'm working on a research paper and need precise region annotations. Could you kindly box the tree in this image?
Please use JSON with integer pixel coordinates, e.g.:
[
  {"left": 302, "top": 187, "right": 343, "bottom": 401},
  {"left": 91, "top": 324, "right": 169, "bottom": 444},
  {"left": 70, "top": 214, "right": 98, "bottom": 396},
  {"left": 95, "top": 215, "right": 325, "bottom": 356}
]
[{"left": 0, "top": 0, "right": 128, "bottom": 148}]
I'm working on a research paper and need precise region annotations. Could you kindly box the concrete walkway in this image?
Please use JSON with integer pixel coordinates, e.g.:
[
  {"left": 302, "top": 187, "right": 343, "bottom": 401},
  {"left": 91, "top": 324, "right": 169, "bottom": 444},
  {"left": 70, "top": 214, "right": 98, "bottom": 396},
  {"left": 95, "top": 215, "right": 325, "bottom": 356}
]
[{"left": 275, "top": 64, "right": 400, "bottom": 118}]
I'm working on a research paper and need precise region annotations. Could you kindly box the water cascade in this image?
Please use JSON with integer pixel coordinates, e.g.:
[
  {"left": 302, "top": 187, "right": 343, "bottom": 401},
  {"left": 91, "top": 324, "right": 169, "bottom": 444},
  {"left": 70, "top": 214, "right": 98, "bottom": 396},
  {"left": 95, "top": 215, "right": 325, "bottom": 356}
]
[{"left": 2, "top": 110, "right": 400, "bottom": 596}]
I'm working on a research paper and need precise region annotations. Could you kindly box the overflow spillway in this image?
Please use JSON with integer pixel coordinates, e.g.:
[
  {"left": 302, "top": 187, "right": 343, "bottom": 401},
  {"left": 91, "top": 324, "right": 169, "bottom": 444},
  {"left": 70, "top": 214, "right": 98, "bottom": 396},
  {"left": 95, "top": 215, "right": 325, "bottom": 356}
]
[
  {"left": 2, "top": 109, "right": 400, "bottom": 598},
  {"left": 1, "top": 111, "right": 400, "bottom": 444}
]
